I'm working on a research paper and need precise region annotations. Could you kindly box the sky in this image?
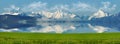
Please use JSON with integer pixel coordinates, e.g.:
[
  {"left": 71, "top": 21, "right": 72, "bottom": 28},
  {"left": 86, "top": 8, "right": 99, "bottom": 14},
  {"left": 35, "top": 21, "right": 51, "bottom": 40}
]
[{"left": 0, "top": 0, "right": 120, "bottom": 16}]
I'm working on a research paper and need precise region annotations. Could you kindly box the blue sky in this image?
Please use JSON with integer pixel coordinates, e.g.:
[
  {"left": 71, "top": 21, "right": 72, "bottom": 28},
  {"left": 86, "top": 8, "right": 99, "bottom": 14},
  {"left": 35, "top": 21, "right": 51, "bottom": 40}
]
[{"left": 0, "top": 0, "right": 120, "bottom": 15}]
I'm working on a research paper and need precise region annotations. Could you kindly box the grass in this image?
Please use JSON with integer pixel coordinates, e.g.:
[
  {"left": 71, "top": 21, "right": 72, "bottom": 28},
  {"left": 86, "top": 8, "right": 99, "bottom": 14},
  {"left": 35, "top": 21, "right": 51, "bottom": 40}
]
[{"left": 0, "top": 32, "right": 120, "bottom": 44}]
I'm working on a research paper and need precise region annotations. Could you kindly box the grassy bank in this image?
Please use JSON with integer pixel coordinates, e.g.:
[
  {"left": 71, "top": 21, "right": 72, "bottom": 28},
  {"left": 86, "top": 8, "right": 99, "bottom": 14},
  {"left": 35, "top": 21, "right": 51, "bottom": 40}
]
[{"left": 0, "top": 32, "right": 120, "bottom": 44}]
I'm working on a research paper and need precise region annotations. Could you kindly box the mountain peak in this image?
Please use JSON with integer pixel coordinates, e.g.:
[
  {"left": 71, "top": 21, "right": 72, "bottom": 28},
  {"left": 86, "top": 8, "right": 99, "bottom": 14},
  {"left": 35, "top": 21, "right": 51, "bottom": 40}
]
[{"left": 88, "top": 9, "right": 108, "bottom": 20}]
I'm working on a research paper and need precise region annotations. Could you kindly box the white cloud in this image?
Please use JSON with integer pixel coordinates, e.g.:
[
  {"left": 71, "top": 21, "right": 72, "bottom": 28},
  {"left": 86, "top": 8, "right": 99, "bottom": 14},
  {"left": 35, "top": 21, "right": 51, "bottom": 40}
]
[
  {"left": 49, "top": 4, "right": 69, "bottom": 12},
  {"left": 71, "top": 2, "right": 97, "bottom": 14},
  {"left": 17, "top": 1, "right": 98, "bottom": 16},
  {"left": 100, "top": 2, "right": 116, "bottom": 12},
  {"left": 3, "top": 1, "right": 98, "bottom": 16},
  {"left": 49, "top": 2, "right": 97, "bottom": 16},
  {"left": 4, "top": 5, "right": 20, "bottom": 12},
  {"left": 72, "top": 2, "right": 95, "bottom": 10},
  {"left": 22, "top": 1, "right": 47, "bottom": 12},
  {"left": 23, "top": 2, "right": 97, "bottom": 13},
  {"left": 3, "top": 1, "right": 117, "bottom": 15}
]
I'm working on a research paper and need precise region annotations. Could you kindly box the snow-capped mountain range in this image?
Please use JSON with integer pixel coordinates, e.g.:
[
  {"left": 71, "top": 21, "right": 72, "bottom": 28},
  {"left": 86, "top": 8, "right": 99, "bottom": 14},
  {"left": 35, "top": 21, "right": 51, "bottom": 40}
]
[
  {"left": 32, "top": 10, "right": 77, "bottom": 19},
  {"left": 1, "top": 8, "right": 117, "bottom": 21},
  {"left": 1, "top": 9, "right": 78, "bottom": 19}
]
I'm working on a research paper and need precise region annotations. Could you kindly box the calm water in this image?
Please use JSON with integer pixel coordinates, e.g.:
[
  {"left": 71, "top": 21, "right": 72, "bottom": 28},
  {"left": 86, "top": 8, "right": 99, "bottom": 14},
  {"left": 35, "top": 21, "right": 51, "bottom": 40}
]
[{"left": 0, "top": 21, "right": 119, "bottom": 33}]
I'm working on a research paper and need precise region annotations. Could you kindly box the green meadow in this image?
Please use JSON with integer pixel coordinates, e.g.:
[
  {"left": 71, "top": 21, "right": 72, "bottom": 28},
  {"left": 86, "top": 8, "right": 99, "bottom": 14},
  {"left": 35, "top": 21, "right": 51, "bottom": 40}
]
[{"left": 0, "top": 32, "right": 120, "bottom": 44}]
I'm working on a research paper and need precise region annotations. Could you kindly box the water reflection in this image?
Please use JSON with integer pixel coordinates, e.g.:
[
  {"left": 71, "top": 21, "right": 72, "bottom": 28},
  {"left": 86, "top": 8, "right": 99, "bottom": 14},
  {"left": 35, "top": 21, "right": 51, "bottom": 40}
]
[
  {"left": 88, "top": 24, "right": 109, "bottom": 33},
  {"left": 0, "top": 21, "right": 119, "bottom": 33}
]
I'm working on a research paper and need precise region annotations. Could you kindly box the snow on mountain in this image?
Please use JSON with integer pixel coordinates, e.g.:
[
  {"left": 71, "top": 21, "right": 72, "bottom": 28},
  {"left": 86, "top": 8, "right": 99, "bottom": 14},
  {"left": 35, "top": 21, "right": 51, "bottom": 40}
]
[
  {"left": 88, "top": 9, "right": 108, "bottom": 20},
  {"left": 1, "top": 8, "right": 81, "bottom": 20},
  {"left": 31, "top": 10, "right": 77, "bottom": 19},
  {"left": 1, "top": 12, "right": 20, "bottom": 15}
]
